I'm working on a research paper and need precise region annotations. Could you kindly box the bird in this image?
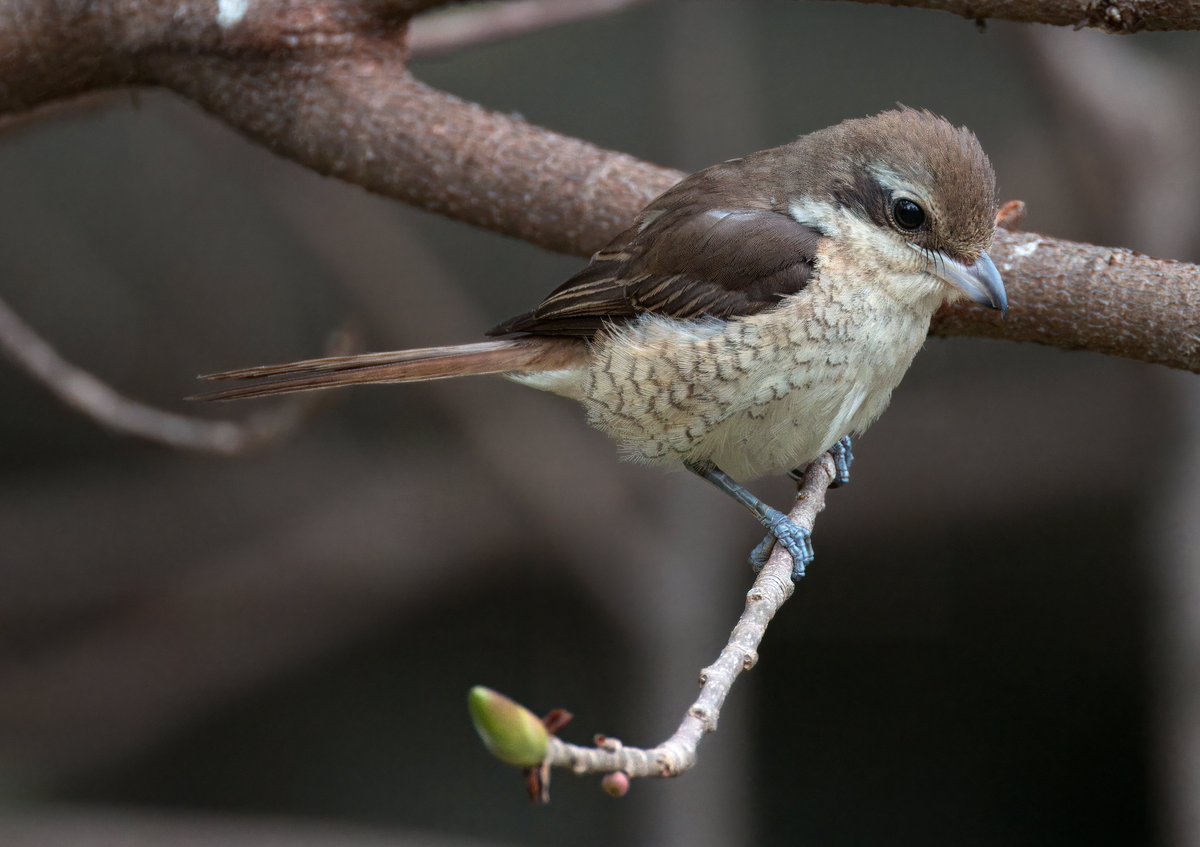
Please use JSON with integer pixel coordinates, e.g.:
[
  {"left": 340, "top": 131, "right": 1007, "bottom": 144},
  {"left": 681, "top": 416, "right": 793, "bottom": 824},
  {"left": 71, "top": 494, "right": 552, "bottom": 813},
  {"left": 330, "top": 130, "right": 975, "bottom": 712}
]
[{"left": 198, "top": 108, "right": 1007, "bottom": 582}]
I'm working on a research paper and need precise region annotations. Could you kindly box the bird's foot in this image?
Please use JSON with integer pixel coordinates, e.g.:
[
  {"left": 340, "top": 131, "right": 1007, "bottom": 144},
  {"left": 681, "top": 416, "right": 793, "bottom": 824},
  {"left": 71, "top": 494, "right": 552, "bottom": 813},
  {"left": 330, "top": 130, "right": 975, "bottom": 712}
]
[
  {"left": 829, "top": 435, "right": 854, "bottom": 487},
  {"left": 790, "top": 435, "right": 854, "bottom": 488},
  {"left": 748, "top": 509, "right": 813, "bottom": 582},
  {"left": 684, "top": 459, "right": 814, "bottom": 582}
]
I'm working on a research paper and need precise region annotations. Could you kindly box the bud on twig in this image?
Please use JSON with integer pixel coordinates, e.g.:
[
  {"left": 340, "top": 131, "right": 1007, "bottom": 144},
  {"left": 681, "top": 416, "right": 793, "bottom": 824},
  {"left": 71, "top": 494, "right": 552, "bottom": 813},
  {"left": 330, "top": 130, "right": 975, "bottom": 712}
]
[
  {"left": 467, "top": 686, "right": 549, "bottom": 768},
  {"left": 601, "top": 771, "right": 630, "bottom": 797}
]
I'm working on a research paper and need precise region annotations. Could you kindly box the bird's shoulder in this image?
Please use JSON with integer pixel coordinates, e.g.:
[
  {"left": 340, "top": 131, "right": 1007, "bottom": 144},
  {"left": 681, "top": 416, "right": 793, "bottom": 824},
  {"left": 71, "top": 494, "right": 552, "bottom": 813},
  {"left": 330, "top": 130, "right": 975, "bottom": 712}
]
[{"left": 488, "top": 159, "right": 826, "bottom": 338}]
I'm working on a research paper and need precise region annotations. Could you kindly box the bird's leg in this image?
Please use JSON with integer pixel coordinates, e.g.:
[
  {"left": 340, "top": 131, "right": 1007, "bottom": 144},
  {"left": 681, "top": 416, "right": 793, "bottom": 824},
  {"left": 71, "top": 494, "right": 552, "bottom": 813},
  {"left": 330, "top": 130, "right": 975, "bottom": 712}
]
[{"left": 686, "top": 460, "right": 813, "bottom": 582}]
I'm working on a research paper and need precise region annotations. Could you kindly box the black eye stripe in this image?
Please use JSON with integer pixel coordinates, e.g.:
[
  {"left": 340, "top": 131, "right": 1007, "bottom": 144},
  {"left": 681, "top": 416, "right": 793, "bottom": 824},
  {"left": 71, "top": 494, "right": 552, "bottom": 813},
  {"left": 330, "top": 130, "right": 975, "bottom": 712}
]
[{"left": 891, "top": 198, "right": 925, "bottom": 231}]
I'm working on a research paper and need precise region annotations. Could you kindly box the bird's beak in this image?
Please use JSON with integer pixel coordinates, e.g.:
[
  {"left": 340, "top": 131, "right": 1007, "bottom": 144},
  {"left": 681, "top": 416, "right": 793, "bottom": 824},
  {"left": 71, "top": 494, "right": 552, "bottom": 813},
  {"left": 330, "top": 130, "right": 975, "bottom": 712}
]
[{"left": 915, "top": 247, "right": 1008, "bottom": 314}]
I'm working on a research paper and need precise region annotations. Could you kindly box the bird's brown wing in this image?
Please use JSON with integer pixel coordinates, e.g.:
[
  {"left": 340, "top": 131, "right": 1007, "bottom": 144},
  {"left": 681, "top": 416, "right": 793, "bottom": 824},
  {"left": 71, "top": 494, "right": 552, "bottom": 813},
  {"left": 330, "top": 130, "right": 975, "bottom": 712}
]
[{"left": 488, "top": 170, "right": 824, "bottom": 338}]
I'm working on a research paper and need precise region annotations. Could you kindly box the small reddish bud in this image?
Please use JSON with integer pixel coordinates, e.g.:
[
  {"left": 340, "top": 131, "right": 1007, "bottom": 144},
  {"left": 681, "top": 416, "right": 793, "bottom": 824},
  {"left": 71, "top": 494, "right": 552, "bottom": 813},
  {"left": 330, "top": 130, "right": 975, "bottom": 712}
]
[{"left": 601, "top": 771, "right": 630, "bottom": 798}]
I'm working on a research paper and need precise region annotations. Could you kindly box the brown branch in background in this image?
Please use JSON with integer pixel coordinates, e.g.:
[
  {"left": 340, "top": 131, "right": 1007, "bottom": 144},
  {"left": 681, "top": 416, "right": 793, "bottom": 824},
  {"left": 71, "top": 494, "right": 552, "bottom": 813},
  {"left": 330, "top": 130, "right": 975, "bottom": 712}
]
[
  {"left": 409, "top": 0, "right": 654, "bottom": 59},
  {"left": 829, "top": 0, "right": 1200, "bottom": 33},
  {"left": 545, "top": 455, "right": 836, "bottom": 782},
  {"left": 0, "top": 295, "right": 333, "bottom": 455}
]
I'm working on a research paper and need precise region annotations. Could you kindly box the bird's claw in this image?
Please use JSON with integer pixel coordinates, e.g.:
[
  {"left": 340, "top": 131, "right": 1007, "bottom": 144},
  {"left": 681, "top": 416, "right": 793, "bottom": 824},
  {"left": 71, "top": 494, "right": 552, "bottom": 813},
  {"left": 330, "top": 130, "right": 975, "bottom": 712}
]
[
  {"left": 828, "top": 435, "right": 854, "bottom": 488},
  {"left": 749, "top": 534, "right": 775, "bottom": 572},
  {"left": 787, "top": 436, "right": 854, "bottom": 489},
  {"left": 749, "top": 511, "right": 813, "bottom": 582}
]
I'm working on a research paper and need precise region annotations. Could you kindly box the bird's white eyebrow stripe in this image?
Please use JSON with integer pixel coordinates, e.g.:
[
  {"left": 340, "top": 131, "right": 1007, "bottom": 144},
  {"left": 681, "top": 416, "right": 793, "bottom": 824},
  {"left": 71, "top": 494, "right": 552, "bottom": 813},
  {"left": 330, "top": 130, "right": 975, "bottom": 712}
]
[
  {"left": 867, "top": 163, "right": 905, "bottom": 188},
  {"left": 868, "top": 162, "right": 930, "bottom": 195}
]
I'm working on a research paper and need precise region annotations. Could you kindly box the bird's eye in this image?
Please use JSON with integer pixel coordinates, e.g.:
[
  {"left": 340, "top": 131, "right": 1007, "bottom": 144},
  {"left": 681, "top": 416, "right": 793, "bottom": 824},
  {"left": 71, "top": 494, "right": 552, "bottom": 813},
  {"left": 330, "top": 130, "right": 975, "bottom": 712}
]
[{"left": 892, "top": 198, "right": 925, "bottom": 231}]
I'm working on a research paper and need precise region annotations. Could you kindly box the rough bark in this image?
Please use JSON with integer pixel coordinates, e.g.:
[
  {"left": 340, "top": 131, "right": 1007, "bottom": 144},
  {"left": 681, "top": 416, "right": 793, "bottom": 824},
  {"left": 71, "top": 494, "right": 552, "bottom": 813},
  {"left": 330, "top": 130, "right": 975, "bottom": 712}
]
[{"left": 831, "top": 0, "right": 1200, "bottom": 33}]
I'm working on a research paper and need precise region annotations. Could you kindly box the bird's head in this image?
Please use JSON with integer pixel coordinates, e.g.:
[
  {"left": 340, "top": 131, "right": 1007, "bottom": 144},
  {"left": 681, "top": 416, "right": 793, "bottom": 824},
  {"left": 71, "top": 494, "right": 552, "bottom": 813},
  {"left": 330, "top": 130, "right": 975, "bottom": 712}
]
[{"left": 784, "top": 108, "right": 1006, "bottom": 313}]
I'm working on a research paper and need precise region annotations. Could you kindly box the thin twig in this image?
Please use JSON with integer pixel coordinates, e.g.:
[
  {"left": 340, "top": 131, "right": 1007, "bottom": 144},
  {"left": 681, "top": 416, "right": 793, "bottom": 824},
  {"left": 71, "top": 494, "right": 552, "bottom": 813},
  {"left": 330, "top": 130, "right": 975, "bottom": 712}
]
[
  {"left": 409, "top": 0, "right": 653, "bottom": 59},
  {"left": 0, "top": 295, "right": 328, "bottom": 455},
  {"left": 545, "top": 454, "right": 836, "bottom": 781}
]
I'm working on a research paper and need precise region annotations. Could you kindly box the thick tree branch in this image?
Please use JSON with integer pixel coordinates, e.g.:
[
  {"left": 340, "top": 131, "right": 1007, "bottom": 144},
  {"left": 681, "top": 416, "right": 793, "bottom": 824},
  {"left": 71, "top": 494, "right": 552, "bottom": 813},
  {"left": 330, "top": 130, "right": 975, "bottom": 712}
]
[
  {"left": 545, "top": 455, "right": 836, "bottom": 782},
  {"left": 152, "top": 66, "right": 674, "bottom": 258},
  {"left": 830, "top": 0, "right": 1200, "bottom": 33},
  {"left": 159, "top": 63, "right": 1200, "bottom": 372},
  {"left": 182, "top": 65, "right": 1200, "bottom": 371},
  {"left": 2, "top": 1, "right": 1198, "bottom": 374},
  {"left": 933, "top": 230, "right": 1200, "bottom": 370}
]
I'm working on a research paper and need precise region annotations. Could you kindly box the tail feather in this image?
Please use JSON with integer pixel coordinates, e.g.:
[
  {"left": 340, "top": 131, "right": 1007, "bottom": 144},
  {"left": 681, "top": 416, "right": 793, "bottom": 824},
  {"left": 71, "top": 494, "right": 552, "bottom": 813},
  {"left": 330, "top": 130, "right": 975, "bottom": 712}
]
[{"left": 194, "top": 338, "right": 585, "bottom": 402}]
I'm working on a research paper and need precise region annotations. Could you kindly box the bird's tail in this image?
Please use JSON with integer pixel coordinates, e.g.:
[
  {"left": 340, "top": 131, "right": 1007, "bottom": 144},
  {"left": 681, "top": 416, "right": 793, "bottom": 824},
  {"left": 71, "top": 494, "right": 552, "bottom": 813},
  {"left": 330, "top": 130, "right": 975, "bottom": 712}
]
[{"left": 194, "top": 337, "right": 585, "bottom": 401}]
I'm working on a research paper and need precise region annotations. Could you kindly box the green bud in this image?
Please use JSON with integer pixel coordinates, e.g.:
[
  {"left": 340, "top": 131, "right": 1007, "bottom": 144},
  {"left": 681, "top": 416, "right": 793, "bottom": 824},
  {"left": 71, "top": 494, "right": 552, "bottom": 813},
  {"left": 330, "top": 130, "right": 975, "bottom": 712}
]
[{"left": 467, "top": 686, "right": 549, "bottom": 767}]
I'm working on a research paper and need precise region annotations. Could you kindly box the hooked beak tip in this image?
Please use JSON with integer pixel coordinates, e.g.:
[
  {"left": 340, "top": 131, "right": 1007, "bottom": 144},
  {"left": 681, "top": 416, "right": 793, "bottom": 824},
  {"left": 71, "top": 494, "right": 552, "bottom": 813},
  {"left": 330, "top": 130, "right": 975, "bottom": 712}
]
[
  {"left": 979, "top": 253, "right": 1009, "bottom": 315},
  {"left": 921, "top": 247, "right": 1008, "bottom": 315}
]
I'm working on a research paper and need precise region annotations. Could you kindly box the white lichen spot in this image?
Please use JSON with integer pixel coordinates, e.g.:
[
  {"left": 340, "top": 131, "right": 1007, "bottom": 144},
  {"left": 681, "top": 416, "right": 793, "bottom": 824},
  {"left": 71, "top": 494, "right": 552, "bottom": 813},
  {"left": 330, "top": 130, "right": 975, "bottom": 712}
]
[
  {"left": 217, "top": 0, "right": 249, "bottom": 28},
  {"left": 1010, "top": 238, "right": 1042, "bottom": 259}
]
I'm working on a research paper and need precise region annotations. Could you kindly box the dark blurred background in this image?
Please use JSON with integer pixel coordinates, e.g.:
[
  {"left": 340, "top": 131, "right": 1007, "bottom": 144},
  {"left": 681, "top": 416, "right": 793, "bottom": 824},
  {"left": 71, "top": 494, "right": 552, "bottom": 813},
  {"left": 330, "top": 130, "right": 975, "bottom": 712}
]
[{"left": 2, "top": 1, "right": 1199, "bottom": 845}]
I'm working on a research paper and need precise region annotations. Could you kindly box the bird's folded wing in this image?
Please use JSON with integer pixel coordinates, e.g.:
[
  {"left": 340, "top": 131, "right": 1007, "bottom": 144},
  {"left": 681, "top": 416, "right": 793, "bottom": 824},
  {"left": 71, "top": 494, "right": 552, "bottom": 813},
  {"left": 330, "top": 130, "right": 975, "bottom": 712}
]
[{"left": 489, "top": 167, "right": 824, "bottom": 338}]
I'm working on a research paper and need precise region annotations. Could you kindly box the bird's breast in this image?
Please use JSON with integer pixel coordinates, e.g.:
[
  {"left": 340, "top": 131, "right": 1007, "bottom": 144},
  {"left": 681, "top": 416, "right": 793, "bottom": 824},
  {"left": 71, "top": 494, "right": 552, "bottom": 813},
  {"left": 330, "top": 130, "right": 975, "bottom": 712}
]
[{"left": 539, "top": 270, "right": 939, "bottom": 481}]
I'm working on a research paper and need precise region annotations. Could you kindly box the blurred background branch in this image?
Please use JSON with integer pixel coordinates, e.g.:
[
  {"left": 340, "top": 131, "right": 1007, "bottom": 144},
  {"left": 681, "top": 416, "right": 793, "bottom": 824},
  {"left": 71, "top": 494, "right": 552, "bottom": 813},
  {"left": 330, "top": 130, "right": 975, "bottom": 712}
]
[{"left": 0, "top": 293, "right": 335, "bottom": 454}]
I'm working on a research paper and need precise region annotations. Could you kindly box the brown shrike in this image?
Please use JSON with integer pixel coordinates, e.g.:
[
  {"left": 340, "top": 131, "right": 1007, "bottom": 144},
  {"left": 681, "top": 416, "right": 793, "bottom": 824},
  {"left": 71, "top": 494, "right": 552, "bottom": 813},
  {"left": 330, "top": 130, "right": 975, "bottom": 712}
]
[{"left": 201, "top": 108, "right": 1007, "bottom": 581}]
